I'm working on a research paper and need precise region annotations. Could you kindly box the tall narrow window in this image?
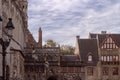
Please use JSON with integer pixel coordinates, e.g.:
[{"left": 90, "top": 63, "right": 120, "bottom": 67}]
[
  {"left": 101, "top": 56, "right": 119, "bottom": 62},
  {"left": 104, "top": 56, "right": 106, "bottom": 61},
  {"left": 107, "top": 56, "right": 109, "bottom": 61},
  {"left": 116, "top": 56, "right": 119, "bottom": 61},
  {"left": 101, "top": 56, "right": 104, "bottom": 61}
]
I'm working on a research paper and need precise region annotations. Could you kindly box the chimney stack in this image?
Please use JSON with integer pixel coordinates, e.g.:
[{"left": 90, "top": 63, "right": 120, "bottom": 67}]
[
  {"left": 101, "top": 31, "right": 107, "bottom": 34},
  {"left": 76, "top": 36, "right": 80, "bottom": 39},
  {"left": 38, "top": 27, "right": 42, "bottom": 48}
]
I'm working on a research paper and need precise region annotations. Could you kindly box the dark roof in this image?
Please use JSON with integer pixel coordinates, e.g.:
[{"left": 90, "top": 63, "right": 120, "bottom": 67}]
[
  {"left": 111, "top": 34, "right": 120, "bottom": 47},
  {"left": 89, "top": 33, "right": 97, "bottom": 38},
  {"left": 89, "top": 33, "right": 120, "bottom": 47},
  {"left": 60, "top": 55, "right": 84, "bottom": 67},
  {"left": 61, "top": 55, "right": 79, "bottom": 61},
  {"left": 78, "top": 39, "right": 99, "bottom": 66}
]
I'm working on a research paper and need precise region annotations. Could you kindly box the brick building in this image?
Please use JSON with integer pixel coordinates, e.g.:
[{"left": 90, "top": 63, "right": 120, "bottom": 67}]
[{"left": 75, "top": 31, "right": 120, "bottom": 80}]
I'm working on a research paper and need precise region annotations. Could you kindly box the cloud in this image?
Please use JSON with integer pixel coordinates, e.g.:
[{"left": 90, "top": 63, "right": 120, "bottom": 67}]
[{"left": 28, "top": 0, "right": 120, "bottom": 46}]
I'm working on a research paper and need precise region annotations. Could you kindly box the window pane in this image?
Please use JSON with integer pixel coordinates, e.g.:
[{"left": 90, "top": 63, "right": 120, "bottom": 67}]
[
  {"left": 112, "top": 67, "right": 119, "bottom": 75},
  {"left": 104, "top": 44, "right": 106, "bottom": 48},
  {"left": 107, "top": 56, "right": 109, "bottom": 61},
  {"left": 110, "top": 56, "right": 112, "bottom": 61},
  {"left": 113, "top": 44, "right": 115, "bottom": 48},
  {"left": 88, "top": 55, "right": 92, "bottom": 62},
  {"left": 107, "top": 44, "right": 109, "bottom": 49},
  {"left": 107, "top": 38, "right": 109, "bottom": 43},
  {"left": 87, "top": 67, "right": 93, "bottom": 76},
  {"left": 102, "top": 67, "right": 109, "bottom": 75},
  {"left": 116, "top": 56, "right": 119, "bottom": 61},
  {"left": 109, "top": 37, "right": 112, "bottom": 43},
  {"left": 101, "top": 56, "right": 104, "bottom": 61},
  {"left": 104, "top": 56, "right": 106, "bottom": 61},
  {"left": 113, "top": 56, "right": 116, "bottom": 61},
  {"left": 110, "top": 44, "right": 112, "bottom": 49}
]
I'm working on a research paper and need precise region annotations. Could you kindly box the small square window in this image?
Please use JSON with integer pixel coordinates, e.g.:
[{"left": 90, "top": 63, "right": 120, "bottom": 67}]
[
  {"left": 112, "top": 67, "right": 118, "bottom": 75},
  {"left": 88, "top": 55, "right": 92, "bottom": 62},
  {"left": 87, "top": 67, "right": 93, "bottom": 76},
  {"left": 102, "top": 67, "right": 109, "bottom": 75}
]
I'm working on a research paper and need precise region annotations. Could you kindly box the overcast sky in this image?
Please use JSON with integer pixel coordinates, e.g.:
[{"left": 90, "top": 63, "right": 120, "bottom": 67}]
[{"left": 28, "top": 0, "right": 120, "bottom": 46}]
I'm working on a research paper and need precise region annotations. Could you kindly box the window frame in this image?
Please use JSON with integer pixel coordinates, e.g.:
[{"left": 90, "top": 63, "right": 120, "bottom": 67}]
[
  {"left": 88, "top": 55, "right": 93, "bottom": 62},
  {"left": 102, "top": 67, "right": 109, "bottom": 75},
  {"left": 87, "top": 67, "right": 94, "bottom": 76},
  {"left": 112, "top": 67, "right": 119, "bottom": 75}
]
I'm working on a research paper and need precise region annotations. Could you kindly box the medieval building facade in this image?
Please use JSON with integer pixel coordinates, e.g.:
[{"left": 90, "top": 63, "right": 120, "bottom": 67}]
[
  {"left": 24, "top": 28, "right": 120, "bottom": 80},
  {"left": 1, "top": 1, "right": 120, "bottom": 80},
  {"left": 23, "top": 28, "right": 85, "bottom": 80},
  {"left": 23, "top": 27, "right": 61, "bottom": 80},
  {"left": 75, "top": 31, "right": 120, "bottom": 80},
  {"left": 0, "top": 0, "right": 28, "bottom": 80}
]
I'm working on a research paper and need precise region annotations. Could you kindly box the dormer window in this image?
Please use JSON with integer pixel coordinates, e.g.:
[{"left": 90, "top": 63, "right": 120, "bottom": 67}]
[{"left": 88, "top": 55, "right": 92, "bottom": 62}]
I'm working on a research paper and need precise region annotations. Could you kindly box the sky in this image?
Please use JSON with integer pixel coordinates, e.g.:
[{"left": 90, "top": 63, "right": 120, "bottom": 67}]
[{"left": 28, "top": 0, "right": 120, "bottom": 46}]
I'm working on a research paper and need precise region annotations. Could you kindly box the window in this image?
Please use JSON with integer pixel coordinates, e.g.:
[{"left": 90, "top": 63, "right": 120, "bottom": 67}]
[
  {"left": 110, "top": 56, "right": 112, "bottom": 61},
  {"left": 104, "top": 56, "right": 106, "bottom": 61},
  {"left": 102, "top": 67, "right": 109, "bottom": 75},
  {"left": 116, "top": 56, "right": 119, "bottom": 61},
  {"left": 107, "top": 56, "right": 109, "bottom": 61},
  {"left": 101, "top": 37, "right": 118, "bottom": 49},
  {"left": 61, "top": 67, "right": 67, "bottom": 73},
  {"left": 88, "top": 55, "right": 92, "bottom": 62},
  {"left": 112, "top": 67, "right": 118, "bottom": 75},
  {"left": 87, "top": 67, "right": 93, "bottom": 76},
  {"left": 101, "top": 56, "right": 119, "bottom": 62},
  {"left": 101, "top": 56, "right": 104, "bottom": 61},
  {"left": 113, "top": 56, "right": 116, "bottom": 61}
]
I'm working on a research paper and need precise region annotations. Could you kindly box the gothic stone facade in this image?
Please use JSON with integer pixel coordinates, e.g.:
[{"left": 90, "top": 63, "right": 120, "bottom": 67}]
[
  {"left": 0, "top": 0, "right": 28, "bottom": 80},
  {"left": 23, "top": 47, "right": 60, "bottom": 80}
]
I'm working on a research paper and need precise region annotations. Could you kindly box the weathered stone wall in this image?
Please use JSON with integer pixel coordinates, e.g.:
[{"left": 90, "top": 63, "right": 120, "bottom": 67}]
[{"left": 0, "top": 0, "right": 28, "bottom": 80}]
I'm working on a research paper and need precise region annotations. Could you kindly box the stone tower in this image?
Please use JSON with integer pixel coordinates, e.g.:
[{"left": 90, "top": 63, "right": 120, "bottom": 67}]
[{"left": 38, "top": 27, "right": 42, "bottom": 48}]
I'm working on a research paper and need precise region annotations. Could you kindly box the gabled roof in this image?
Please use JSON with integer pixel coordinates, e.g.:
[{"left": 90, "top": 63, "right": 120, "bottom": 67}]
[
  {"left": 89, "top": 33, "right": 120, "bottom": 47},
  {"left": 78, "top": 39, "right": 99, "bottom": 66},
  {"left": 26, "top": 30, "right": 37, "bottom": 48}
]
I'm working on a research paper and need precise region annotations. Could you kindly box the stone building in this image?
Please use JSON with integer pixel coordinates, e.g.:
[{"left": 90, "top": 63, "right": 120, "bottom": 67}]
[
  {"left": 0, "top": 0, "right": 28, "bottom": 80},
  {"left": 23, "top": 28, "right": 85, "bottom": 80},
  {"left": 60, "top": 55, "right": 85, "bottom": 80},
  {"left": 23, "top": 28, "right": 61, "bottom": 80},
  {"left": 75, "top": 31, "right": 120, "bottom": 80}
]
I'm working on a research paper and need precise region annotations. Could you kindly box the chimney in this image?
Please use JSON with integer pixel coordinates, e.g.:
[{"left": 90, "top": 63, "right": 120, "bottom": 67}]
[
  {"left": 38, "top": 27, "right": 42, "bottom": 48},
  {"left": 76, "top": 35, "right": 80, "bottom": 40},
  {"left": 101, "top": 31, "right": 107, "bottom": 34}
]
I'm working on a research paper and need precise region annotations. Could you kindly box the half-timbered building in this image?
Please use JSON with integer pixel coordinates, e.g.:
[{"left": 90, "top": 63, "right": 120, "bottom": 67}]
[{"left": 75, "top": 31, "right": 120, "bottom": 80}]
